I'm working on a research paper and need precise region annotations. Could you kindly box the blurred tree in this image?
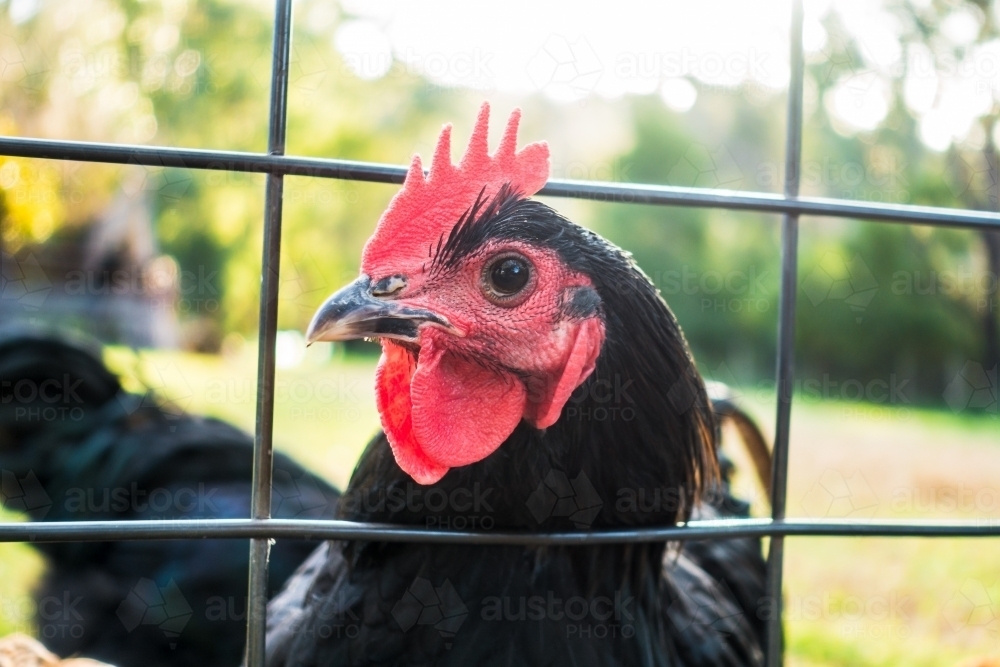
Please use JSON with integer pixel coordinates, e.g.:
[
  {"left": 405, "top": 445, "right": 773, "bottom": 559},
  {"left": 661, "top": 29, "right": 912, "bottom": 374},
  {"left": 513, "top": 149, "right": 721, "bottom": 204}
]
[
  {"left": 590, "top": 95, "right": 783, "bottom": 383},
  {"left": 802, "top": 1, "right": 999, "bottom": 397},
  {"left": 0, "top": 0, "right": 460, "bottom": 343},
  {"left": 0, "top": 0, "right": 994, "bottom": 404}
]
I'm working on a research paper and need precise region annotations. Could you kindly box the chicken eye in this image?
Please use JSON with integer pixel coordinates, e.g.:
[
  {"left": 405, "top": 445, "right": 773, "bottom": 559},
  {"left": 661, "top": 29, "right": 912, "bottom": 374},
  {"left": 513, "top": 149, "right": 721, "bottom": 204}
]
[
  {"left": 491, "top": 258, "right": 529, "bottom": 293},
  {"left": 481, "top": 253, "right": 534, "bottom": 305}
]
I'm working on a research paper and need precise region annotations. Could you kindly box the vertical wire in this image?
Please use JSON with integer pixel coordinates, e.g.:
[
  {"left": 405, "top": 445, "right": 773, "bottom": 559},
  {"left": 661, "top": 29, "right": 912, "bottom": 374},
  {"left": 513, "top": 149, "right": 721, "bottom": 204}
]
[
  {"left": 765, "top": 0, "right": 804, "bottom": 664},
  {"left": 246, "top": 0, "right": 293, "bottom": 665}
]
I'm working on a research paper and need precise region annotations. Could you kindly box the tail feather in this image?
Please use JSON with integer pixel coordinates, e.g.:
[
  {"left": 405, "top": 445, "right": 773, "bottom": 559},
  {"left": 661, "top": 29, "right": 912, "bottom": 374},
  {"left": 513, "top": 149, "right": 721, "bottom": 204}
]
[
  {"left": 705, "top": 379, "right": 772, "bottom": 501},
  {"left": 711, "top": 397, "right": 772, "bottom": 499},
  {"left": 669, "top": 384, "right": 774, "bottom": 658}
]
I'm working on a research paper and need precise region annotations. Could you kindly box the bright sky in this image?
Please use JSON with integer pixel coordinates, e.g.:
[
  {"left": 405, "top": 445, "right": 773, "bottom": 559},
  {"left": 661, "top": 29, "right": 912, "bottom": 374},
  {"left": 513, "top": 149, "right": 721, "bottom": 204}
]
[
  {"left": 330, "top": 0, "right": 1000, "bottom": 152},
  {"left": 7, "top": 0, "right": 998, "bottom": 152}
]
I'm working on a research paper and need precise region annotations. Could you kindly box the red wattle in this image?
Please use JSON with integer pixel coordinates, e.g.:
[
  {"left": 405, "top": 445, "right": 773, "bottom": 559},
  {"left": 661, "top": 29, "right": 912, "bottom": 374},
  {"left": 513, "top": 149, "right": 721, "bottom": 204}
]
[
  {"left": 375, "top": 339, "right": 528, "bottom": 484},
  {"left": 374, "top": 343, "right": 449, "bottom": 485},
  {"left": 410, "top": 339, "right": 526, "bottom": 467}
]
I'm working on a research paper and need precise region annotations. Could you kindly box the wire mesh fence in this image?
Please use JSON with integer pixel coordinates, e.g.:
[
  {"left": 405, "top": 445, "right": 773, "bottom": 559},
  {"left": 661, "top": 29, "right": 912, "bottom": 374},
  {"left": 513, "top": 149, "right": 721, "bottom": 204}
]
[{"left": 0, "top": 0, "right": 998, "bottom": 665}]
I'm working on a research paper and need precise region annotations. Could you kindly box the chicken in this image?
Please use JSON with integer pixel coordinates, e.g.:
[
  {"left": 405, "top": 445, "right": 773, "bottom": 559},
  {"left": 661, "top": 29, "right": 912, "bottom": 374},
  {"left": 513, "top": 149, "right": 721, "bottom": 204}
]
[
  {"left": 0, "top": 332, "right": 341, "bottom": 667},
  {"left": 264, "top": 104, "right": 768, "bottom": 666}
]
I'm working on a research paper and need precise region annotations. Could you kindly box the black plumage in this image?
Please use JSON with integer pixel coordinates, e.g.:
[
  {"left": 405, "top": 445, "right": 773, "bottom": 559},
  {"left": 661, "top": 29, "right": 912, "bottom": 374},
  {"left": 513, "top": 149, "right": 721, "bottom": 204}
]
[
  {"left": 0, "top": 332, "right": 340, "bottom": 667},
  {"left": 265, "top": 192, "right": 768, "bottom": 666}
]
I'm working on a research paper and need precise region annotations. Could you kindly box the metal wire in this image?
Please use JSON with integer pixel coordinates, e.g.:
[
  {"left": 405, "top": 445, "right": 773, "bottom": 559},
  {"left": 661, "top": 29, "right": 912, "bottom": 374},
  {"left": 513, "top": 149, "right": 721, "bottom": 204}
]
[
  {"left": 0, "top": 517, "right": 998, "bottom": 544},
  {"left": 0, "top": 1, "right": 998, "bottom": 665},
  {"left": 2, "top": 135, "right": 1000, "bottom": 231},
  {"left": 245, "top": 0, "right": 293, "bottom": 664},
  {"left": 765, "top": 2, "right": 804, "bottom": 663}
]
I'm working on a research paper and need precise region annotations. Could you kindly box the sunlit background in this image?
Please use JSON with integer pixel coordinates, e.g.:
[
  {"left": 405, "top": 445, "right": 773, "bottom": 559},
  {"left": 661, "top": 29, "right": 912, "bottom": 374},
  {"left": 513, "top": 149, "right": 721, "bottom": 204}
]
[{"left": 1, "top": 0, "right": 999, "bottom": 665}]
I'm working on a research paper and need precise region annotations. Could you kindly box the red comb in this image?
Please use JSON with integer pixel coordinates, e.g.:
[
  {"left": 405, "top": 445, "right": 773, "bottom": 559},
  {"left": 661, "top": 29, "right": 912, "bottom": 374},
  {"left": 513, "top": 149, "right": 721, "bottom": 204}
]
[{"left": 362, "top": 102, "right": 550, "bottom": 279}]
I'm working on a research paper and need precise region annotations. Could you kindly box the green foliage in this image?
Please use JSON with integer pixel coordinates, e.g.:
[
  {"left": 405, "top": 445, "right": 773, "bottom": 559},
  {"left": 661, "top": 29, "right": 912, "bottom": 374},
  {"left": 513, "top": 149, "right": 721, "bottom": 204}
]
[
  {"left": 0, "top": 0, "right": 995, "bottom": 404},
  {"left": 589, "top": 98, "right": 781, "bottom": 381}
]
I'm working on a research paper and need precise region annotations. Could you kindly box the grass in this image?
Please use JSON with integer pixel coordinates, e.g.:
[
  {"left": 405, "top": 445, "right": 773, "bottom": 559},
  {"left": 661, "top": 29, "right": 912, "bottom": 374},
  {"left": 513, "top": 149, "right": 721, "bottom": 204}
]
[
  {"left": 1, "top": 345, "right": 998, "bottom": 665},
  {"left": 728, "top": 394, "right": 1000, "bottom": 667}
]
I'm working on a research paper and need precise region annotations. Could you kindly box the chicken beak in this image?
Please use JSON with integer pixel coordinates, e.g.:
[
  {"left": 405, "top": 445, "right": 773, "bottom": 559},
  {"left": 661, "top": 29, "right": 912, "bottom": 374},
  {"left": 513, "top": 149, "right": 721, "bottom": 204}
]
[{"left": 306, "top": 276, "right": 456, "bottom": 345}]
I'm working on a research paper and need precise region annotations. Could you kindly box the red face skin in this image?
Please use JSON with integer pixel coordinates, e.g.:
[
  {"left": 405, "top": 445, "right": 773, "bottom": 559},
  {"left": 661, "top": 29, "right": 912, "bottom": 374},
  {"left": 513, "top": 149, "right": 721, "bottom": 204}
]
[
  {"left": 308, "top": 104, "right": 604, "bottom": 484},
  {"left": 367, "top": 239, "right": 605, "bottom": 484}
]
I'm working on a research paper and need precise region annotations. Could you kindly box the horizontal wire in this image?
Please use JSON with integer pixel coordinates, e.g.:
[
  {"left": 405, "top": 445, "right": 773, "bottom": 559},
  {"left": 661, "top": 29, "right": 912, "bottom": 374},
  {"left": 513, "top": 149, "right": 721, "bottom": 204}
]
[
  {"left": 0, "top": 517, "right": 996, "bottom": 544},
  {"left": 1, "top": 135, "right": 999, "bottom": 231}
]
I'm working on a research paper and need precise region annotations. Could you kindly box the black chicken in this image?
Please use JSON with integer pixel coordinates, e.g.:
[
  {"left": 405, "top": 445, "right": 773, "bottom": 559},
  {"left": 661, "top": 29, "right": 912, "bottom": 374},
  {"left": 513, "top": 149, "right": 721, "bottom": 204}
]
[
  {"left": 0, "top": 331, "right": 341, "bottom": 667},
  {"left": 264, "top": 104, "right": 770, "bottom": 666}
]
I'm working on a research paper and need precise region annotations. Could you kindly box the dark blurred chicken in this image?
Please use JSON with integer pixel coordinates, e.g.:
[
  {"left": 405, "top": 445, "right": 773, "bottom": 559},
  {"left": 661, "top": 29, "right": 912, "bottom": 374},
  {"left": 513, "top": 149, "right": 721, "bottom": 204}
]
[{"left": 0, "top": 331, "right": 340, "bottom": 667}]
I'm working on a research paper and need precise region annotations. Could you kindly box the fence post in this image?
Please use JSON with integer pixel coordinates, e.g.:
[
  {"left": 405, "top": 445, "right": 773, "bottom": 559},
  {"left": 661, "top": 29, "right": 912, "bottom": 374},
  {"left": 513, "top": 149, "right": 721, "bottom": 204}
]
[
  {"left": 765, "top": 0, "right": 804, "bottom": 664},
  {"left": 246, "top": 0, "right": 294, "bottom": 665}
]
